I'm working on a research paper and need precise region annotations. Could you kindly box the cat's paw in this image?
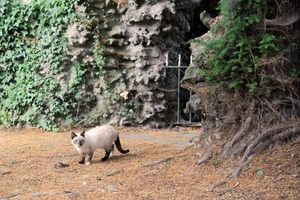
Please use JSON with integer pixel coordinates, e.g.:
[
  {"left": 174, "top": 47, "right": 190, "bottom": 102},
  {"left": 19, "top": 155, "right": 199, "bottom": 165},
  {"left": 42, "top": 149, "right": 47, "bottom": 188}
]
[
  {"left": 86, "top": 162, "right": 91, "bottom": 165},
  {"left": 101, "top": 157, "right": 108, "bottom": 161}
]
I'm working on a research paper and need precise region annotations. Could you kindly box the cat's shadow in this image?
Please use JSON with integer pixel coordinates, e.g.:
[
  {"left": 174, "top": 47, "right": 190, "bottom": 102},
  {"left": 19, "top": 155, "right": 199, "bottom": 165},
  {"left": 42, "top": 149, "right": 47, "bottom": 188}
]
[{"left": 92, "top": 153, "right": 137, "bottom": 164}]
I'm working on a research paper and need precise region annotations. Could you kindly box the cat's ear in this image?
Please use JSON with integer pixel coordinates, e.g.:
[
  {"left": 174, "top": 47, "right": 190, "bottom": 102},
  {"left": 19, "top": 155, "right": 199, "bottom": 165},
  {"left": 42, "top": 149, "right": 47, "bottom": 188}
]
[
  {"left": 80, "top": 131, "right": 85, "bottom": 137},
  {"left": 71, "top": 132, "right": 77, "bottom": 139}
]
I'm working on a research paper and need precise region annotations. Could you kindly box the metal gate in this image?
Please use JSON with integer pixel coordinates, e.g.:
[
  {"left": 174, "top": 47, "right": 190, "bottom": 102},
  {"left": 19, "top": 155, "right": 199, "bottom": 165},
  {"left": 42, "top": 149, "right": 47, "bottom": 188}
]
[{"left": 164, "top": 53, "right": 194, "bottom": 125}]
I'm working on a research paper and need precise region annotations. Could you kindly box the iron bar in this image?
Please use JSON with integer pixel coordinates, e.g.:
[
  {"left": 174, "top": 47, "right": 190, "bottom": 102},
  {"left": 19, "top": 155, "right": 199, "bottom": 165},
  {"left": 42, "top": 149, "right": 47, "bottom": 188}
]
[{"left": 164, "top": 54, "right": 192, "bottom": 124}]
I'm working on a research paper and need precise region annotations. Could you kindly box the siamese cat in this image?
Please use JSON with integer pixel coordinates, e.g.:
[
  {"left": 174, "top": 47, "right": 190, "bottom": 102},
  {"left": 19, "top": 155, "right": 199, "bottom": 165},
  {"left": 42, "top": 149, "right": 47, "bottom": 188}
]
[{"left": 71, "top": 125, "right": 129, "bottom": 165}]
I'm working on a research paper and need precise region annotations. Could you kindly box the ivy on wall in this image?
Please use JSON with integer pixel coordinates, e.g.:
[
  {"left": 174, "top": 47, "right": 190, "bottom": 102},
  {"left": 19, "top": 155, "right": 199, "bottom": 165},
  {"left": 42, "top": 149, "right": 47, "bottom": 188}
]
[{"left": 0, "top": 0, "right": 79, "bottom": 131}]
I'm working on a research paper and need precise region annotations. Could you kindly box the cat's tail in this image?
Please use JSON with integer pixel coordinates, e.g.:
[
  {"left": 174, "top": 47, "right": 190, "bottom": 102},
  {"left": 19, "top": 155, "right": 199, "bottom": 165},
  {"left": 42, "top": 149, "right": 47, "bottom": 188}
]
[{"left": 115, "top": 136, "right": 129, "bottom": 154}]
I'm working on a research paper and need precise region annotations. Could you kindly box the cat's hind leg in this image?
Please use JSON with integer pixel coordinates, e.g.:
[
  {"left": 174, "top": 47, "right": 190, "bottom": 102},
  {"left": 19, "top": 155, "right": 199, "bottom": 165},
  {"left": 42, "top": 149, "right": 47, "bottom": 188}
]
[
  {"left": 86, "top": 152, "right": 94, "bottom": 165},
  {"left": 102, "top": 145, "right": 114, "bottom": 161},
  {"left": 101, "top": 150, "right": 110, "bottom": 161},
  {"left": 79, "top": 153, "right": 86, "bottom": 164}
]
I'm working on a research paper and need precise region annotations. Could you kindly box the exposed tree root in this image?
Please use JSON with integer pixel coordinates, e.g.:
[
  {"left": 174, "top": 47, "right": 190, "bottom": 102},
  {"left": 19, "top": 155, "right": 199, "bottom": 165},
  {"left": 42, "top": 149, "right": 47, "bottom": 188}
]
[
  {"left": 291, "top": 137, "right": 300, "bottom": 145},
  {"left": 220, "top": 112, "right": 254, "bottom": 159},
  {"left": 241, "top": 124, "right": 300, "bottom": 160},
  {"left": 230, "top": 155, "right": 254, "bottom": 179},
  {"left": 225, "top": 123, "right": 300, "bottom": 178},
  {"left": 229, "top": 131, "right": 256, "bottom": 159},
  {"left": 272, "top": 126, "right": 300, "bottom": 141},
  {"left": 196, "top": 145, "right": 215, "bottom": 165},
  {"left": 209, "top": 181, "right": 227, "bottom": 191},
  {"left": 215, "top": 182, "right": 239, "bottom": 196},
  {"left": 192, "top": 97, "right": 300, "bottom": 176}
]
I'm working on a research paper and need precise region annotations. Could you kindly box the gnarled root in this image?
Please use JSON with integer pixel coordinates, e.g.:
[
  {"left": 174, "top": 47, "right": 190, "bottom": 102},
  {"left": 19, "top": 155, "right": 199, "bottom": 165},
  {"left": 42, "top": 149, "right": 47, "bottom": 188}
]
[
  {"left": 230, "top": 155, "right": 254, "bottom": 178},
  {"left": 196, "top": 145, "right": 215, "bottom": 165}
]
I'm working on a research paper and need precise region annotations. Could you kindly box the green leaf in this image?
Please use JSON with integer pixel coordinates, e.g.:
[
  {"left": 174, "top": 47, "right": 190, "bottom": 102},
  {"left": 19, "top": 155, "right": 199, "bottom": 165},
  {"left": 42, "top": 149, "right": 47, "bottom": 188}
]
[
  {"left": 247, "top": 67, "right": 253, "bottom": 73},
  {"left": 257, "top": 169, "right": 264, "bottom": 176},
  {"left": 229, "top": 80, "right": 243, "bottom": 89},
  {"left": 212, "top": 160, "right": 218, "bottom": 166}
]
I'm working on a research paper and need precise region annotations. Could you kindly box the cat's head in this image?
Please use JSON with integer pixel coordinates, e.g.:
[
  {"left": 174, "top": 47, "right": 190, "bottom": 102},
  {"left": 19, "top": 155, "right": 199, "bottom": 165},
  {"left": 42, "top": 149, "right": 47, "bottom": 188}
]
[{"left": 71, "top": 131, "right": 85, "bottom": 147}]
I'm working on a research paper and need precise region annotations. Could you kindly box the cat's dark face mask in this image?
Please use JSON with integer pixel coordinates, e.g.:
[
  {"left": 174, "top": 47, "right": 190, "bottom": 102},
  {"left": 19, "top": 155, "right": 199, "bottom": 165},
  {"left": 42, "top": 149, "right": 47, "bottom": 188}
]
[
  {"left": 71, "top": 132, "right": 85, "bottom": 147},
  {"left": 72, "top": 137, "right": 85, "bottom": 147}
]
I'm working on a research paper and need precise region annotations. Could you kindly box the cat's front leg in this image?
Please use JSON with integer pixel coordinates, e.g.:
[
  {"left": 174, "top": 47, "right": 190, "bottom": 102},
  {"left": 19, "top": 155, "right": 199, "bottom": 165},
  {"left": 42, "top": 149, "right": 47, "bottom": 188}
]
[
  {"left": 109, "top": 144, "right": 114, "bottom": 157},
  {"left": 86, "top": 152, "right": 94, "bottom": 165},
  {"left": 79, "top": 153, "right": 86, "bottom": 164}
]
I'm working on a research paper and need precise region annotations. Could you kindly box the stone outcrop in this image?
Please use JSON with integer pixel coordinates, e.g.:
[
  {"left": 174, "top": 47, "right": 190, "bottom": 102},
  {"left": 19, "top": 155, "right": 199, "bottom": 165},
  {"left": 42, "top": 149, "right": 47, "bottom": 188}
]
[
  {"left": 181, "top": 11, "right": 224, "bottom": 132},
  {"left": 63, "top": 0, "right": 203, "bottom": 127}
]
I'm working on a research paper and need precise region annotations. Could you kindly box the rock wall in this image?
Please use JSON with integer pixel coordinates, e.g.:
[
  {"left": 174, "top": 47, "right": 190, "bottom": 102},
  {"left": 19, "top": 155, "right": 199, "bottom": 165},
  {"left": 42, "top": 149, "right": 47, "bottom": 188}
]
[
  {"left": 181, "top": 10, "right": 225, "bottom": 133},
  {"left": 63, "top": 0, "right": 203, "bottom": 127}
]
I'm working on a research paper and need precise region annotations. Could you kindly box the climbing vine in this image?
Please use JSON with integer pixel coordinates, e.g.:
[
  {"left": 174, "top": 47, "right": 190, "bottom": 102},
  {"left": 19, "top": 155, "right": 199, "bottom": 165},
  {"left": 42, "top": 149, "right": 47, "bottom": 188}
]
[
  {"left": 93, "top": 34, "right": 112, "bottom": 110},
  {"left": 0, "top": 0, "right": 79, "bottom": 131}
]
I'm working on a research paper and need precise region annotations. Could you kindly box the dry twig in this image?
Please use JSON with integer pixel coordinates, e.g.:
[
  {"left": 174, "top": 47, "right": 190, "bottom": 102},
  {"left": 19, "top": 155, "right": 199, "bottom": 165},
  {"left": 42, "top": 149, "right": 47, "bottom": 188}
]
[{"left": 139, "top": 155, "right": 185, "bottom": 168}]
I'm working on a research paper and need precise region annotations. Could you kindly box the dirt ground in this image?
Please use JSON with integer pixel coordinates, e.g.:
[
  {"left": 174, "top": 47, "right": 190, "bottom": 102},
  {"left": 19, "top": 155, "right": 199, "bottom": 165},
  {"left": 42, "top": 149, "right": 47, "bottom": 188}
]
[{"left": 0, "top": 126, "right": 299, "bottom": 200}]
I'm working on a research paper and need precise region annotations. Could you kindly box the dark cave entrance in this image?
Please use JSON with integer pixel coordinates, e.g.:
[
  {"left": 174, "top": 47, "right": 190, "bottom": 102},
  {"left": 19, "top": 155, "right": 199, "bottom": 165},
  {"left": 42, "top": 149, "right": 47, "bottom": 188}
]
[{"left": 171, "top": 0, "right": 219, "bottom": 124}]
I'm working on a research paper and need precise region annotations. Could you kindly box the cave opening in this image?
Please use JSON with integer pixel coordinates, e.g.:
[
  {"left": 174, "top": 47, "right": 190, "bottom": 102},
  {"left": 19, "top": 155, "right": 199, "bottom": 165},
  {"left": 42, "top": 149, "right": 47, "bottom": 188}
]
[{"left": 175, "top": 0, "right": 219, "bottom": 124}]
